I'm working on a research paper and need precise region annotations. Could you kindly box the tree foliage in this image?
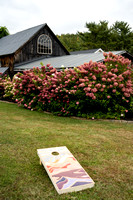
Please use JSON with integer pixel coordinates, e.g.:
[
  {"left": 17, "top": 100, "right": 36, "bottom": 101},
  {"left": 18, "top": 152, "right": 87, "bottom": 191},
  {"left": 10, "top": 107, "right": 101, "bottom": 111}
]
[
  {"left": 57, "top": 34, "right": 83, "bottom": 52},
  {"left": 79, "top": 21, "right": 111, "bottom": 51},
  {"left": 110, "top": 21, "right": 133, "bottom": 52},
  {"left": 0, "top": 26, "right": 9, "bottom": 39},
  {"left": 57, "top": 21, "right": 133, "bottom": 54}
]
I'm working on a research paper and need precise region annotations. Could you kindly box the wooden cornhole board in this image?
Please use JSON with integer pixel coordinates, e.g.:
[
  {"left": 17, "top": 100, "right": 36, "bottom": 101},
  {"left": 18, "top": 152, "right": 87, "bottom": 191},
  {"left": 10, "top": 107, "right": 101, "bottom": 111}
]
[{"left": 37, "top": 146, "right": 94, "bottom": 194}]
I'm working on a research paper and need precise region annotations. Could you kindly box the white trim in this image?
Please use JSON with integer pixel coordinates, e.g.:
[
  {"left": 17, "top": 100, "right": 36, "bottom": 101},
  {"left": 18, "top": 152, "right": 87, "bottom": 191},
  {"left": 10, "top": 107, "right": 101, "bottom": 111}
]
[{"left": 95, "top": 48, "right": 104, "bottom": 53}]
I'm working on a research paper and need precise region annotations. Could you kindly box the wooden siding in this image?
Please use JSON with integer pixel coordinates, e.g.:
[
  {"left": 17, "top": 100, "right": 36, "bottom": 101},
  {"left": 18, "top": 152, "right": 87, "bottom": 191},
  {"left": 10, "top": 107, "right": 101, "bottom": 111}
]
[
  {"left": 0, "top": 24, "right": 69, "bottom": 78},
  {"left": 1, "top": 55, "right": 14, "bottom": 69},
  {"left": 1, "top": 54, "right": 14, "bottom": 78},
  {"left": 14, "top": 25, "right": 68, "bottom": 64}
]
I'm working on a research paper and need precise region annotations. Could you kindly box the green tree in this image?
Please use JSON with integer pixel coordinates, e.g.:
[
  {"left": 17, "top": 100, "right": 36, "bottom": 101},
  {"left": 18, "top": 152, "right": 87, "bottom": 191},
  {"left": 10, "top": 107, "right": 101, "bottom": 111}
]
[
  {"left": 57, "top": 33, "right": 83, "bottom": 52},
  {"left": 58, "top": 21, "right": 133, "bottom": 53},
  {"left": 0, "top": 26, "right": 9, "bottom": 39},
  {"left": 110, "top": 21, "right": 133, "bottom": 53},
  {"left": 78, "top": 21, "right": 111, "bottom": 51},
  {"left": 78, "top": 20, "right": 133, "bottom": 53}
]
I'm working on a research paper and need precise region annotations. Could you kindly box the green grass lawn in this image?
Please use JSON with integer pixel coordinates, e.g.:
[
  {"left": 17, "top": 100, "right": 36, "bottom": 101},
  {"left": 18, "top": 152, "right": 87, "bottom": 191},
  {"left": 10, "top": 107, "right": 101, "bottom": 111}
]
[{"left": 0, "top": 102, "right": 133, "bottom": 200}]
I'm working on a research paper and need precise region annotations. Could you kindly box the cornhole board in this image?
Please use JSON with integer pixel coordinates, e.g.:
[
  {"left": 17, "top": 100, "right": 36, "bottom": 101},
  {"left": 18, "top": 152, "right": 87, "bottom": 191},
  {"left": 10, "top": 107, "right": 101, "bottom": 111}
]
[{"left": 37, "top": 146, "right": 94, "bottom": 194}]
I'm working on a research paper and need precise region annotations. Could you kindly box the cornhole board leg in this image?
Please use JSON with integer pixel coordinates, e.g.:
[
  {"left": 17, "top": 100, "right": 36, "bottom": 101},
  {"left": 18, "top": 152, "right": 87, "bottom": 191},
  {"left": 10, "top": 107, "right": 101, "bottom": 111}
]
[{"left": 37, "top": 146, "right": 94, "bottom": 194}]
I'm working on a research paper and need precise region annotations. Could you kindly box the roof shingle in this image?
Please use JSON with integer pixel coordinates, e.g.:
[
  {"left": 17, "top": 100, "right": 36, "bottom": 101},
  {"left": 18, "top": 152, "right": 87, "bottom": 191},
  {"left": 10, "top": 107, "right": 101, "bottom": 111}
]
[{"left": 0, "top": 24, "right": 45, "bottom": 56}]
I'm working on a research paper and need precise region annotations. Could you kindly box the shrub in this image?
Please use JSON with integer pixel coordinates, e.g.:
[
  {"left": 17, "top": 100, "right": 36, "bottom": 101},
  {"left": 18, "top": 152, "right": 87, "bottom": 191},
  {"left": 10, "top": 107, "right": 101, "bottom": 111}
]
[
  {"left": 0, "top": 74, "right": 15, "bottom": 101},
  {"left": 13, "top": 52, "right": 133, "bottom": 119},
  {"left": 3, "top": 76, "right": 14, "bottom": 101}
]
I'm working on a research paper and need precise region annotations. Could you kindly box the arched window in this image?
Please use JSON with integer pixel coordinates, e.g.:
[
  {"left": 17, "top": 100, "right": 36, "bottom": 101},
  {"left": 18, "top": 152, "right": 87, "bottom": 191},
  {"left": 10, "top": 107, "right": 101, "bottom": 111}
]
[{"left": 37, "top": 34, "right": 52, "bottom": 54}]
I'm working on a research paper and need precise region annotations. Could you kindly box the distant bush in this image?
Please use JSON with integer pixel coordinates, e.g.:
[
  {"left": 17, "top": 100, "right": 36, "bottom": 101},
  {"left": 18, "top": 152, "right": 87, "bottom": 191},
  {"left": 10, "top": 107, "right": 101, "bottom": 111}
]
[
  {"left": 0, "top": 75, "right": 14, "bottom": 101},
  {"left": 11, "top": 52, "right": 133, "bottom": 119}
]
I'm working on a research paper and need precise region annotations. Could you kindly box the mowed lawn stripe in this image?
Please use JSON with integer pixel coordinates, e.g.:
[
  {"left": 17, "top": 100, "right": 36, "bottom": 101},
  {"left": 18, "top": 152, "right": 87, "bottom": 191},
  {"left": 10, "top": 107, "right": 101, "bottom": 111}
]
[{"left": 0, "top": 102, "right": 133, "bottom": 200}]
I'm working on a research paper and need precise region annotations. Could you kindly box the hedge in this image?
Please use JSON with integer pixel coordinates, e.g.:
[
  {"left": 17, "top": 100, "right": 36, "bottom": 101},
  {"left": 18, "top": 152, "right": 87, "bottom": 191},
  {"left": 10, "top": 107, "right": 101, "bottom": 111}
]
[{"left": 0, "top": 52, "right": 133, "bottom": 119}]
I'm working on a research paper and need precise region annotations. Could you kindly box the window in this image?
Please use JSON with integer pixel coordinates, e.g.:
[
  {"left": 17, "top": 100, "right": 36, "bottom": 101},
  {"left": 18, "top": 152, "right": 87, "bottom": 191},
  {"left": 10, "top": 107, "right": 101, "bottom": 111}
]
[{"left": 37, "top": 34, "right": 52, "bottom": 54}]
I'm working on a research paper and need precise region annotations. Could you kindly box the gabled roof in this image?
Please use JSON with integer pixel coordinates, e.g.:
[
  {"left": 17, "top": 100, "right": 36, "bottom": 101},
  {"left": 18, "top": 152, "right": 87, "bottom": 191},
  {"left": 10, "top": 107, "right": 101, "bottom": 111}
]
[
  {"left": 0, "top": 24, "right": 69, "bottom": 57},
  {"left": 0, "top": 24, "right": 45, "bottom": 56},
  {"left": 14, "top": 50, "right": 132, "bottom": 72}
]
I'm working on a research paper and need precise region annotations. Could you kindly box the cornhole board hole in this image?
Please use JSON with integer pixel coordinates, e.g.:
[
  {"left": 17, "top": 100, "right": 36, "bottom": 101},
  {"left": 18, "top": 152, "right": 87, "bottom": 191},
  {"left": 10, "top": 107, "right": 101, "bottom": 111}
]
[{"left": 37, "top": 146, "right": 94, "bottom": 194}]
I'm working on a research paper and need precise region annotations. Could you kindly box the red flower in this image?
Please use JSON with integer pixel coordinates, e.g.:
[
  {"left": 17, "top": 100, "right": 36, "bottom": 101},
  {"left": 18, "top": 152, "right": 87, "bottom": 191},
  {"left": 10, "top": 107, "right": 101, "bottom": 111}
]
[
  {"left": 114, "top": 82, "right": 118, "bottom": 87},
  {"left": 102, "top": 78, "right": 106, "bottom": 82},
  {"left": 92, "top": 75, "right": 96, "bottom": 80},
  {"left": 79, "top": 83, "right": 85, "bottom": 87},
  {"left": 112, "top": 89, "right": 116, "bottom": 93}
]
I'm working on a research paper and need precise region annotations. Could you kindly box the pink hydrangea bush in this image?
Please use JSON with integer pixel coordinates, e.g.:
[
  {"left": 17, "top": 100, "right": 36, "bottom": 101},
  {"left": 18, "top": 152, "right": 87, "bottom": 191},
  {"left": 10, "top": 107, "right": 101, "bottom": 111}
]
[
  {"left": 102, "top": 52, "right": 133, "bottom": 118},
  {"left": 13, "top": 66, "right": 47, "bottom": 110},
  {"left": 3, "top": 76, "right": 14, "bottom": 100},
  {"left": 12, "top": 52, "right": 133, "bottom": 119}
]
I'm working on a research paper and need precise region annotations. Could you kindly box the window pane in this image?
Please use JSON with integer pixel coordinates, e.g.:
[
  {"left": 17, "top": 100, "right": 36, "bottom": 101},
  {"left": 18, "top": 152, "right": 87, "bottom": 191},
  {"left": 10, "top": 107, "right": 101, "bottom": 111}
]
[{"left": 37, "top": 34, "right": 52, "bottom": 54}]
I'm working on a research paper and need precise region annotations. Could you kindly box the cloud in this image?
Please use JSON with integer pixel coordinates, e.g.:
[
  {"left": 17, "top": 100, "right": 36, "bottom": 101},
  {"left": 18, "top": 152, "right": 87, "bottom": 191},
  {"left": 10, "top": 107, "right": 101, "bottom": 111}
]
[{"left": 0, "top": 0, "right": 132, "bottom": 35}]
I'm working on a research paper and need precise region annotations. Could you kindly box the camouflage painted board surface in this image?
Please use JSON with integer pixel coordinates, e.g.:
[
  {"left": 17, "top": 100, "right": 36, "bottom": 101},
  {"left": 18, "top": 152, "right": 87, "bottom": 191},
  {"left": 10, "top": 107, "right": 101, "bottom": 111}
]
[{"left": 37, "top": 146, "right": 94, "bottom": 194}]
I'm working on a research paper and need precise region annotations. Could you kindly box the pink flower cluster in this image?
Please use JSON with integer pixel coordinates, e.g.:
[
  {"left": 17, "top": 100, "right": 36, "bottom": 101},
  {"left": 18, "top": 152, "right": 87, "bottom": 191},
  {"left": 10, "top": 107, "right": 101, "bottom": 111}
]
[{"left": 12, "top": 53, "right": 133, "bottom": 116}]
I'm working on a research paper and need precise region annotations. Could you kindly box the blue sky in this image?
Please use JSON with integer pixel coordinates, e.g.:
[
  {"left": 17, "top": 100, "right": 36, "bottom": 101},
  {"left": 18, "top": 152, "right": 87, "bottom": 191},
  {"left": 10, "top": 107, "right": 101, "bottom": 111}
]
[{"left": 0, "top": 0, "right": 133, "bottom": 35}]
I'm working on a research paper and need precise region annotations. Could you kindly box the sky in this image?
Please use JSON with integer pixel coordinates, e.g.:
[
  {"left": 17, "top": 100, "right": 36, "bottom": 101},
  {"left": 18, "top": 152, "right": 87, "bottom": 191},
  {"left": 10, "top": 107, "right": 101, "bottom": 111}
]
[{"left": 0, "top": 0, "right": 133, "bottom": 35}]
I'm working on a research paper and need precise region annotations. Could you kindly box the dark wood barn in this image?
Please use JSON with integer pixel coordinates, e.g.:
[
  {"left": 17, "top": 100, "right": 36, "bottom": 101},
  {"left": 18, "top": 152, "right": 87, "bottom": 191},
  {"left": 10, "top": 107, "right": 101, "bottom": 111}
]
[
  {"left": 0, "top": 23, "right": 69, "bottom": 77},
  {"left": 0, "top": 23, "right": 133, "bottom": 78}
]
